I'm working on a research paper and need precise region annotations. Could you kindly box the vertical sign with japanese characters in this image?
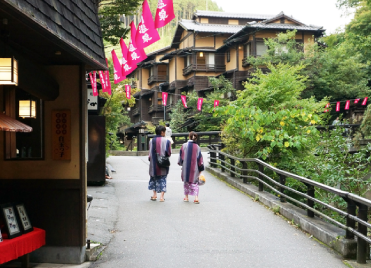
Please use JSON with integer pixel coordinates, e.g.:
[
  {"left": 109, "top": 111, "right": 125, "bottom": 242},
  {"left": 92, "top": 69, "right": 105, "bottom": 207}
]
[{"left": 52, "top": 110, "right": 71, "bottom": 161}]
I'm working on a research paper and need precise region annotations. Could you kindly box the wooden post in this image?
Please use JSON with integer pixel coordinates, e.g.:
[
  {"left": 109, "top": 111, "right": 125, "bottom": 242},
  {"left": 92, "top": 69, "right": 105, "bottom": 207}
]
[
  {"left": 279, "top": 174, "right": 286, "bottom": 203},
  {"left": 242, "top": 161, "right": 248, "bottom": 183},
  {"left": 357, "top": 204, "right": 368, "bottom": 264},
  {"left": 258, "top": 164, "right": 264, "bottom": 191},
  {"left": 230, "top": 158, "right": 235, "bottom": 177}
]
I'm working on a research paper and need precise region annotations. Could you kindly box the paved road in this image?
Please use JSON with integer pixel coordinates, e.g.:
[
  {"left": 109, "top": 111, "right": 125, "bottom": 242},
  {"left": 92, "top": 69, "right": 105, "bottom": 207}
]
[{"left": 89, "top": 154, "right": 346, "bottom": 268}]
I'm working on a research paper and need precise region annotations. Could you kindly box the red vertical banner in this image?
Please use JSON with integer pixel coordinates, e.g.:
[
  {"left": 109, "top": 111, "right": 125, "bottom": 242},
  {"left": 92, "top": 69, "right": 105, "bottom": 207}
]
[
  {"left": 324, "top": 103, "right": 330, "bottom": 113},
  {"left": 214, "top": 100, "right": 220, "bottom": 108},
  {"left": 127, "top": 21, "right": 147, "bottom": 70},
  {"left": 162, "top": 92, "right": 168, "bottom": 106},
  {"left": 336, "top": 101, "right": 340, "bottom": 112},
  {"left": 354, "top": 99, "right": 360, "bottom": 104},
  {"left": 197, "top": 98, "right": 203, "bottom": 111},
  {"left": 105, "top": 58, "right": 112, "bottom": 95},
  {"left": 98, "top": 71, "right": 107, "bottom": 92},
  {"left": 181, "top": 95, "right": 187, "bottom": 108},
  {"left": 362, "top": 97, "right": 368, "bottom": 105},
  {"left": 125, "top": 85, "right": 131, "bottom": 99},
  {"left": 136, "top": 0, "right": 160, "bottom": 48},
  {"left": 89, "top": 72, "right": 98, "bottom": 97},
  {"left": 345, "top": 100, "right": 350, "bottom": 110},
  {"left": 111, "top": 50, "right": 125, "bottom": 84},
  {"left": 155, "top": 0, "right": 175, "bottom": 28},
  {"left": 120, "top": 38, "right": 133, "bottom": 76}
]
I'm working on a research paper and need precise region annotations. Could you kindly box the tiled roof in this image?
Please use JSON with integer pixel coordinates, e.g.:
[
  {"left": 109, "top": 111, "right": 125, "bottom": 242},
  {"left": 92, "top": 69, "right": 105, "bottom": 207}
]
[
  {"left": 194, "top": 10, "right": 275, "bottom": 20},
  {"left": 179, "top": 19, "right": 244, "bottom": 34},
  {"left": 4, "top": 0, "right": 106, "bottom": 69},
  {"left": 146, "top": 46, "right": 172, "bottom": 57},
  {"left": 247, "top": 23, "right": 323, "bottom": 31}
]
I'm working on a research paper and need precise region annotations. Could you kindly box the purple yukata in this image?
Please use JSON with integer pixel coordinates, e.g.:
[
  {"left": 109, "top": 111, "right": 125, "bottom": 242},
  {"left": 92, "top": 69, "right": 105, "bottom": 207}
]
[
  {"left": 178, "top": 141, "right": 204, "bottom": 196},
  {"left": 148, "top": 136, "right": 171, "bottom": 193}
]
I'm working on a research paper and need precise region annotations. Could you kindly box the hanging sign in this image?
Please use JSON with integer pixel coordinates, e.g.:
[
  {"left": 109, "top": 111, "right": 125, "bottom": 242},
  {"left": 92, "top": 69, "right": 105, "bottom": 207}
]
[
  {"left": 120, "top": 38, "right": 133, "bottom": 76},
  {"left": 197, "top": 98, "right": 203, "bottom": 111},
  {"left": 125, "top": 85, "right": 131, "bottom": 99},
  {"left": 155, "top": 0, "right": 175, "bottom": 28},
  {"left": 136, "top": 0, "right": 160, "bottom": 48},
  {"left": 89, "top": 72, "right": 98, "bottom": 97},
  {"left": 87, "top": 89, "right": 98, "bottom": 111},
  {"left": 105, "top": 58, "right": 112, "bottom": 95},
  {"left": 336, "top": 101, "right": 340, "bottom": 112},
  {"left": 98, "top": 71, "right": 108, "bottom": 92},
  {"left": 324, "top": 103, "right": 330, "bottom": 113},
  {"left": 127, "top": 21, "right": 147, "bottom": 69},
  {"left": 162, "top": 92, "right": 168, "bottom": 106},
  {"left": 214, "top": 100, "right": 220, "bottom": 108},
  {"left": 345, "top": 100, "right": 350, "bottom": 110},
  {"left": 362, "top": 97, "right": 368, "bottom": 106},
  {"left": 52, "top": 110, "right": 71, "bottom": 161},
  {"left": 111, "top": 50, "right": 125, "bottom": 84},
  {"left": 181, "top": 95, "right": 187, "bottom": 108},
  {"left": 354, "top": 99, "right": 360, "bottom": 104}
]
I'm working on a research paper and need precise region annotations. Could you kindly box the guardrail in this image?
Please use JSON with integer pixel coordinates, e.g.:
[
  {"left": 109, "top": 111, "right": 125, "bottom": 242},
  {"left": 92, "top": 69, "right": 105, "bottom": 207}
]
[
  {"left": 208, "top": 144, "right": 371, "bottom": 264},
  {"left": 147, "top": 131, "right": 221, "bottom": 149}
]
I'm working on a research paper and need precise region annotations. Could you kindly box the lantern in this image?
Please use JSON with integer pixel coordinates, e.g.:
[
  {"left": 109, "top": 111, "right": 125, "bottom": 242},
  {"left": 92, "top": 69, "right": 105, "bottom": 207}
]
[
  {"left": 19, "top": 100, "right": 36, "bottom": 119},
  {"left": 0, "top": 57, "right": 18, "bottom": 85}
]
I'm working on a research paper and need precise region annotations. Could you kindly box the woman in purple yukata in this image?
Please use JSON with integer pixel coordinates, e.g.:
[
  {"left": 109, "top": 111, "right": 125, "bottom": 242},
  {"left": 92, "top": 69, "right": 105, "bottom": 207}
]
[{"left": 178, "top": 131, "right": 204, "bottom": 204}]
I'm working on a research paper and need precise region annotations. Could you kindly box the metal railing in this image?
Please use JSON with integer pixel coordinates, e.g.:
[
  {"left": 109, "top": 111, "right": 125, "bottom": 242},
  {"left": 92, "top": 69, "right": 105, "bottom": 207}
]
[
  {"left": 183, "top": 64, "right": 226, "bottom": 75},
  {"left": 208, "top": 144, "right": 371, "bottom": 263},
  {"left": 147, "top": 131, "right": 221, "bottom": 149}
]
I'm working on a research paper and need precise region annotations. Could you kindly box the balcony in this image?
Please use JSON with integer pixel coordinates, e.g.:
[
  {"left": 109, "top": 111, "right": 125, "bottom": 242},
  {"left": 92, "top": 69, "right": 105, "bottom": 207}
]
[
  {"left": 183, "top": 64, "right": 226, "bottom": 76},
  {"left": 148, "top": 75, "right": 168, "bottom": 85},
  {"left": 148, "top": 105, "right": 165, "bottom": 113},
  {"left": 132, "top": 107, "right": 140, "bottom": 116},
  {"left": 166, "top": 104, "right": 175, "bottom": 111}
]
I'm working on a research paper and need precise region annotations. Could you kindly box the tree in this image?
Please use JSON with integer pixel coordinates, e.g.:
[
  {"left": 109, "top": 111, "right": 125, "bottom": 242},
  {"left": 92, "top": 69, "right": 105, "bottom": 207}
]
[{"left": 98, "top": 0, "right": 142, "bottom": 45}]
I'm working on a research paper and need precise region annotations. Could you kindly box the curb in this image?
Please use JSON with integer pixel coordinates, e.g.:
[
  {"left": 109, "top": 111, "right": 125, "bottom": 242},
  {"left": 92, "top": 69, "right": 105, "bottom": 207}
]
[{"left": 206, "top": 166, "right": 357, "bottom": 259}]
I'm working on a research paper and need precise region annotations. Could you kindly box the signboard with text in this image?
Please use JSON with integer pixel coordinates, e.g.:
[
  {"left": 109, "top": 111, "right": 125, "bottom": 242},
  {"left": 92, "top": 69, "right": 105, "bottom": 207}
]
[
  {"left": 88, "top": 89, "right": 98, "bottom": 111},
  {"left": 52, "top": 110, "right": 71, "bottom": 161}
]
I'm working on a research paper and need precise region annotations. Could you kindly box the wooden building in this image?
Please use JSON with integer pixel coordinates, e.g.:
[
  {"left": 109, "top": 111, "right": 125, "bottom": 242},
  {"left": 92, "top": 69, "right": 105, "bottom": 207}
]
[
  {"left": 0, "top": 0, "right": 106, "bottom": 264},
  {"left": 127, "top": 11, "right": 324, "bottom": 133}
]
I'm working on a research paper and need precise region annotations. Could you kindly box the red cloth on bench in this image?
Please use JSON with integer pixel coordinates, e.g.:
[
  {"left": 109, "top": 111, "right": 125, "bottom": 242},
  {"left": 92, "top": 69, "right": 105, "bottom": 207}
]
[{"left": 0, "top": 228, "right": 45, "bottom": 264}]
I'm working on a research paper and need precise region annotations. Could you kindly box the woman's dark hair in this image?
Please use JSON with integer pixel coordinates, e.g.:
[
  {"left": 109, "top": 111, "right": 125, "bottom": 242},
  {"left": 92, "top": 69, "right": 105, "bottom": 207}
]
[
  {"left": 189, "top": 131, "right": 198, "bottom": 142},
  {"left": 165, "top": 123, "right": 170, "bottom": 127},
  {"left": 155, "top": 125, "right": 166, "bottom": 135}
]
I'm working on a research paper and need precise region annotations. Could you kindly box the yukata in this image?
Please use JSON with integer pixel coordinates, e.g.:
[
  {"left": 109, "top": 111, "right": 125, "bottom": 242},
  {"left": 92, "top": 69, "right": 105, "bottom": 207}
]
[
  {"left": 148, "top": 136, "right": 171, "bottom": 193},
  {"left": 178, "top": 141, "right": 204, "bottom": 196}
]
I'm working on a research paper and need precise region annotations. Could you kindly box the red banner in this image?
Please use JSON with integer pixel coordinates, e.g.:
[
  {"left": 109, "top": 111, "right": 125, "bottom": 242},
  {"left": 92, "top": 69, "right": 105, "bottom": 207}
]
[
  {"left": 197, "top": 98, "right": 203, "bottom": 111},
  {"left": 162, "top": 92, "right": 168, "bottom": 106},
  {"left": 105, "top": 58, "right": 112, "bottom": 95},
  {"left": 155, "top": 0, "right": 175, "bottom": 29},
  {"left": 336, "top": 101, "right": 340, "bottom": 112},
  {"left": 362, "top": 97, "right": 368, "bottom": 106},
  {"left": 354, "top": 99, "right": 360, "bottom": 104},
  {"left": 324, "top": 103, "right": 330, "bottom": 113},
  {"left": 214, "top": 100, "right": 220, "bottom": 108},
  {"left": 181, "top": 95, "right": 187, "bottom": 108},
  {"left": 89, "top": 72, "right": 98, "bottom": 97},
  {"left": 120, "top": 38, "right": 133, "bottom": 76},
  {"left": 127, "top": 21, "right": 147, "bottom": 69},
  {"left": 136, "top": 0, "right": 160, "bottom": 48},
  {"left": 125, "top": 85, "right": 131, "bottom": 99},
  {"left": 111, "top": 50, "right": 125, "bottom": 84},
  {"left": 98, "top": 71, "right": 107, "bottom": 92},
  {"left": 345, "top": 100, "right": 350, "bottom": 110}
]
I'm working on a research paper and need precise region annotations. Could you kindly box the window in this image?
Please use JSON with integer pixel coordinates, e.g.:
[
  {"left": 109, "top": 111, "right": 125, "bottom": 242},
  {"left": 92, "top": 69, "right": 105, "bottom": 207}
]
[
  {"left": 206, "top": 53, "right": 215, "bottom": 67},
  {"left": 244, "top": 43, "right": 251, "bottom": 58},
  {"left": 157, "top": 92, "right": 162, "bottom": 106},
  {"left": 256, "top": 41, "right": 268, "bottom": 56},
  {"left": 158, "top": 65, "right": 167, "bottom": 77},
  {"left": 196, "top": 52, "right": 206, "bottom": 65},
  {"left": 4, "top": 88, "right": 43, "bottom": 159},
  {"left": 227, "top": 50, "right": 230, "bottom": 62}
]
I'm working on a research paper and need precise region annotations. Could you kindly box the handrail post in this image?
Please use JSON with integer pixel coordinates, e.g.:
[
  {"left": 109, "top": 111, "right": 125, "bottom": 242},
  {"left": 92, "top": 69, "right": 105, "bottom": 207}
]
[
  {"left": 172, "top": 136, "right": 176, "bottom": 149},
  {"left": 210, "top": 149, "right": 216, "bottom": 168},
  {"left": 258, "top": 164, "right": 264, "bottom": 191},
  {"left": 230, "top": 158, "right": 235, "bottom": 177},
  {"left": 279, "top": 174, "right": 286, "bottom": 203},
  {"left": 357, "top": 203, "right": 368, "bottom": 264},
  {"left": 220, "top": 152, "right": 225, "bottom": 173},
  {"left": 305, "top": 183, "right": 315, "bottom": 218},
  {"left": 242, "top": 161, "right": 247, "bottom": 183},
  {"left": 344, "top": 198, "right": 356, "bottom": 239}
]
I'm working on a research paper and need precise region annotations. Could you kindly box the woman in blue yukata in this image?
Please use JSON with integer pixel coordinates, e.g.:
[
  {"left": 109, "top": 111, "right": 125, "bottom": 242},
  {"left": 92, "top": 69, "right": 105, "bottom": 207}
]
[
  {"left": 178, "top": 131, "right": 204, "bottom": 204},
  {"left": 148, "top": 125, "right": 172, "bottom": 202}
]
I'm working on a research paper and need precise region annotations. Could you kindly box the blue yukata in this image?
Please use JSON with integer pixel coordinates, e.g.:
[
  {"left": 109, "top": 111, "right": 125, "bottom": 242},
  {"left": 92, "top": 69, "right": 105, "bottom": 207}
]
[
  {"left": 178, "top": 141, "right": 204, "bottom": 196},
  {"left": 148, "top": 136, "right": 171, "bottom": 193}
]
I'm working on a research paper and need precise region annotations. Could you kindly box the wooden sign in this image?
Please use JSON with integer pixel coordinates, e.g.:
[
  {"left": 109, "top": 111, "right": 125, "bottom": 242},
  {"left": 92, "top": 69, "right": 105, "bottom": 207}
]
[{"left": 52, "top": 110, "right": 71, "bottom": 161}]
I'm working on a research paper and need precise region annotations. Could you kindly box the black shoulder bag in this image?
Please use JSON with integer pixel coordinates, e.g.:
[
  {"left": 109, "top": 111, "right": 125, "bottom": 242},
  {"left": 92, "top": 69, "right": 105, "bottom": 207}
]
[{"left": 153, "top": 137, "right": 170, "bottom": 168}]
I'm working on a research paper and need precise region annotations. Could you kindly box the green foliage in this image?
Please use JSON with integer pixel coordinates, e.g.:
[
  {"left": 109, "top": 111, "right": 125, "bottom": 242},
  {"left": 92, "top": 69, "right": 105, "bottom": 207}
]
[
  {"left": 218, "top": 63, "right": 327, "bottom": 160},
  {"left": 247, "top": 30, "right": 370, "bottom": 102},
  {"left": 98, "top": 0, "right": 142, "bottom": 45}
]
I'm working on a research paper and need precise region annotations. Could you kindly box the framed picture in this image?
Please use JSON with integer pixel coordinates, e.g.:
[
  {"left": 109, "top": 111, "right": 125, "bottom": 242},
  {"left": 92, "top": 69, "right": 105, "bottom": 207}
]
[
  {"left": 15, "top": 204, "right": 33, "bottom": 234},
  {"left": 0, "top": 204, "right": 22, "bottom": 239}
]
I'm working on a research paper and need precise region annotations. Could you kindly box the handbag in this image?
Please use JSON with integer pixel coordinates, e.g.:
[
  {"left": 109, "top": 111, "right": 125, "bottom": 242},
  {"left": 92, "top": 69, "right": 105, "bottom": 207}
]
[
  {"left": 154, "top": 138, "right": 170, "bottom": 168},
  {"left": 198, "top": 174, "right": 206, "bottom": 186}
]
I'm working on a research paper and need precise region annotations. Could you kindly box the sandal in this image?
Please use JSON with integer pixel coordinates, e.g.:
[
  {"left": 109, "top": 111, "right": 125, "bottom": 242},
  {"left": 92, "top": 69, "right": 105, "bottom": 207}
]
[
  {"left": 150, "top": 197, "right": 157, "bottom": 201},
  {"left": 194, "top": 200, "right": 200, "bottom": 204},
  {"left": 160, "top": 198, "right": 165, "bottom": 202},
  {"left": 184, "top": 198, "right": 189, "bottom": 202}
]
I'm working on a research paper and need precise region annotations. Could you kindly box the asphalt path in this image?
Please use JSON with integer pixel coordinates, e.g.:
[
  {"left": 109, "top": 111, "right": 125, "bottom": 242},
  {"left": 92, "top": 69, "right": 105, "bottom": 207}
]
[{"left": 89, "top": 154, "right": 346, "bottom": 268}]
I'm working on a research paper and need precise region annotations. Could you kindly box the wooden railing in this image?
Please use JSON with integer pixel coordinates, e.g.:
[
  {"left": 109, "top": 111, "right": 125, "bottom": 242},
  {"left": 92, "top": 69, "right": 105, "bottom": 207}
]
[
  {"left": 148, "top": 105, "right": 165, "bottom": 113},
  {"left": 183, "top": 64, "right": 226, "bottom": 75},
  {"left": 132, "top": 107, "right": 140, "bottom": 115},
  {"left": 148, "top": 75, "right": 168, "bottom": 84}
]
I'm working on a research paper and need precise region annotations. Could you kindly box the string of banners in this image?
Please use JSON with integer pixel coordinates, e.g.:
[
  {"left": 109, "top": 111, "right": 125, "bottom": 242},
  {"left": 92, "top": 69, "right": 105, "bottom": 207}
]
[
  {"left": 88, "top": 0, "right": 175, "bottom": 97},
  {"left": 324, "top": 97, "right": 368, "bottom": 112}
]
